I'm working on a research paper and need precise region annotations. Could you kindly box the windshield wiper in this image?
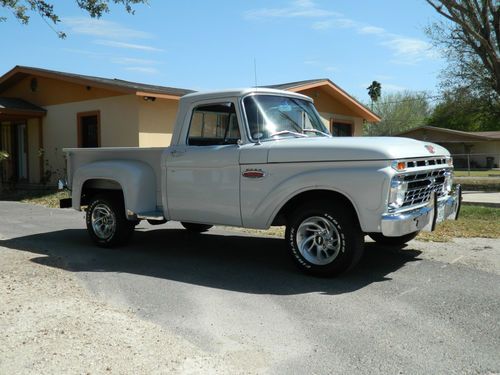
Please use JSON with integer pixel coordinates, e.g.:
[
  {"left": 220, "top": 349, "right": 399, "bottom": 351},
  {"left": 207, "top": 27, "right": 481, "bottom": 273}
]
[
  {"left": 303, "top": 129, "right": 331, "bottom": 137},
  {"left": 270, "top": 130, "right": 307, "bottom": 138}
]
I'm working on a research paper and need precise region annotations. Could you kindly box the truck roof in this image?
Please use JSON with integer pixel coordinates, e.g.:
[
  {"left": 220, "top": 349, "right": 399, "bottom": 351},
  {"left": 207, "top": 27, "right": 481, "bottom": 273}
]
[{"left": 181, "top": 87, "right": 312, "bottom": 103}]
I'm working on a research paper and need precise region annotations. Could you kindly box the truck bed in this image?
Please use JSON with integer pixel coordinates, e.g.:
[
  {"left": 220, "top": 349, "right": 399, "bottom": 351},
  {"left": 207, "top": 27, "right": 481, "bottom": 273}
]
[{"left": 64, "top": 147, "right": 167, "bottom": 209}]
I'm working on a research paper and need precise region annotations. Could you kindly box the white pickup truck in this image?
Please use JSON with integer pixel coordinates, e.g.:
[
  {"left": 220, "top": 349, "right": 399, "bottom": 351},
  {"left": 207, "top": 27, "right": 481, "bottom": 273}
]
[{"left": 60, "top": 88, "right": 461, "bottom": 276}]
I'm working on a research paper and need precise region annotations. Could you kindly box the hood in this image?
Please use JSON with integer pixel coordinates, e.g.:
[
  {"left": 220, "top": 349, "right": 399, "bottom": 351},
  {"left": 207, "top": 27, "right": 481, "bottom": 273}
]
[{"left": 264, "top": 137, "right": 450, "bottom": 163}]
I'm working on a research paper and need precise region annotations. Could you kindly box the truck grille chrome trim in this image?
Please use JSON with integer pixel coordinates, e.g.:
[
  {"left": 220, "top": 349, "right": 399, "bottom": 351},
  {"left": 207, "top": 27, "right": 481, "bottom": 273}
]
[
  {"left": 401, "top": 168, "right": 449, "bottom": 208},
  {"left": 389, "top": 166, "right": 452, "bottom": 213}
]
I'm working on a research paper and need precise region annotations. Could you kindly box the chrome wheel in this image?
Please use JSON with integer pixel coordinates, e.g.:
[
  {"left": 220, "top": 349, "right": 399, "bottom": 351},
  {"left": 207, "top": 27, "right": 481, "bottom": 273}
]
[
  {"left": 91, "top": 203, "right": 116, "bottom": 240},
  {"left": 296, "top": 215, "right": 341, "bottom": 265}
]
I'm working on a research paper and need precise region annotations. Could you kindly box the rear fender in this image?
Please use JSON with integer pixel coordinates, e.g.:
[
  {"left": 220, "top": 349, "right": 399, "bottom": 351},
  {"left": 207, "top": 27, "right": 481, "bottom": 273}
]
[{"left": 72, "top": 160, "right": 157, "bottom": 216}]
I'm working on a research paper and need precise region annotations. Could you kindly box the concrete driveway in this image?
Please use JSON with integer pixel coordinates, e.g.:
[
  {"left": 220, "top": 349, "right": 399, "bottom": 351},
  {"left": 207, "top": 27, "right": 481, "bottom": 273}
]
[{"left": 0, "top": 202, "right": 499, "bottom": 374}]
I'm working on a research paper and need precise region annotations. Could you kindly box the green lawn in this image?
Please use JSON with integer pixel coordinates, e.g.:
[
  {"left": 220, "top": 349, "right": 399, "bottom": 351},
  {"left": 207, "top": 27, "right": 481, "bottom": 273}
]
[
  {"left": 454, "top": 170, "right": 500, "bottom": 177},
  {"left": 417, "top": 205, "right": 500, "bottom": 242},
  {"left": 0, "top": 189, "right": 69, "bottom": 208}
]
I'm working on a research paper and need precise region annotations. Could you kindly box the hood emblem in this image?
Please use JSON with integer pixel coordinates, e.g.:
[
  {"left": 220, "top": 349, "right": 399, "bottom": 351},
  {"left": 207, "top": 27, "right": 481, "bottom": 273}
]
[{"left": 425, "top": 145, "right": 436, "bottom": 154}]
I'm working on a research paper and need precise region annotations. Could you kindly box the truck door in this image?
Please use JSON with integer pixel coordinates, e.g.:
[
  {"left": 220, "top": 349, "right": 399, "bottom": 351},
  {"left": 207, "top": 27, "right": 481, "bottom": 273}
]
[{"left": 166, "top": 102, "right": 242, "bottom": 226}]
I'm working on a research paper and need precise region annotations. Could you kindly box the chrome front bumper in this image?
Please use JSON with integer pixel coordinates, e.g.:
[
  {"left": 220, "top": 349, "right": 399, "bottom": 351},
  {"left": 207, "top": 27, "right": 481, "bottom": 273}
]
[{"left": 381, "top": 185, "right": 462, "bottom": 237}]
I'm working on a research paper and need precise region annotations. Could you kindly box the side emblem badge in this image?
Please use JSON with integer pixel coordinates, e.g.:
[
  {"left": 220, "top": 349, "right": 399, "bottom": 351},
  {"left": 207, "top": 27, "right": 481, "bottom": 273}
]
[{"left": 242, "top": 169, "right": 266, "bottom": 179}]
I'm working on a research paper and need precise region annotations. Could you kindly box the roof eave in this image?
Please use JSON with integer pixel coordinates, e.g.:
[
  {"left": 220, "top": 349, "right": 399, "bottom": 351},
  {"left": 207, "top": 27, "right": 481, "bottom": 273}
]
[
  {"left": 399, "top": 125, "right": 495, "bottom": 141},
  {"left": 0, "top": 108, "right": 46, "bottom": 117},
  {"left": 286, "top": 80, "right": 381, "bottom": 122}
]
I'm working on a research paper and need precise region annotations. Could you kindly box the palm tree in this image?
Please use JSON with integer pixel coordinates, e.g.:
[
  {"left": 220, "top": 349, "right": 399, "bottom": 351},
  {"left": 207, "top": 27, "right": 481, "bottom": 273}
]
[
  {"left": 365, "top": 81, "right": 382, "bottom": 136},
  {"left": 367, "top": 81, "right": 382, "bottom": 109}
]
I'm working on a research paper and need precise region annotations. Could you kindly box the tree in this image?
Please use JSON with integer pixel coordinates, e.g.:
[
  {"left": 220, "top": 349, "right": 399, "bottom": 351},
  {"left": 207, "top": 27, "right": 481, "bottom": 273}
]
[
  {"left": 365, "top": 91, "right": 432, "bottom": 136},
  {"left": 427, "top": 89, "right": 500, "bottom": 131},
  {"left": 425, "top": 0, "right": 500, "bottom": 98},
  {"left": 367, "top": 81, "right": 382, "bottom": 109},
  {"left": 0, "top": 0, "right": 148, "bottom": 38}
]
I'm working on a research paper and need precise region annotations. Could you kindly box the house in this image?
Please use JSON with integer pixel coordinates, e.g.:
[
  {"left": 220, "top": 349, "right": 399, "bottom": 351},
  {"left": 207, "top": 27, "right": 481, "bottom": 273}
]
[
  {"left": 0, "top": 66, "right": 380, "bottom": 185},
  {"left": 398, "top": 125, "right": 500, "bottom": 169}
]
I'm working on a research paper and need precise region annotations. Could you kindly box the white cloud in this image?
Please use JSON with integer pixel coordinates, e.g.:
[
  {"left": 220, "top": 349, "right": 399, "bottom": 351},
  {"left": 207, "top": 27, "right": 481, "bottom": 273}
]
[
  {"left": 94, "top": 40, "right": 163, "bottom": 52},
  {"left": 358, "top": 26, "right": 385, "bottom": 35},
  {"left": 63, "top": 17, "right": 152, "bottom": 39},
  {"left": 124, "top": 67, "right": 160, "bottom": 74},
  {"left": 382, "top": 36, "right": 438, "bottom": 64},
  {"left": 245, "top": 0, "right": 339, "bottom": 19},
  {"left": 111, "top": 57, "right": 160, "bottom": 65},
  {"left": 312, "top": 18, "right": 357, "bottom": 30}
]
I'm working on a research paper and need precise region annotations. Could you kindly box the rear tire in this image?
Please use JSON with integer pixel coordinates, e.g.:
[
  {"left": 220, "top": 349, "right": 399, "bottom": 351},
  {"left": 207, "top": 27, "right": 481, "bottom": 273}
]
[
  {"left": 369, "top": 231, "right": 419, "bottom": 247},
  {"left": 285, "top": 201, "right": 364, "bottom": 277},
  {"left": 181, "top": 222, "right": 213, "bottom": 233},
  {"left": 86, "top": 194, "right": 135, "bottom": 247}
]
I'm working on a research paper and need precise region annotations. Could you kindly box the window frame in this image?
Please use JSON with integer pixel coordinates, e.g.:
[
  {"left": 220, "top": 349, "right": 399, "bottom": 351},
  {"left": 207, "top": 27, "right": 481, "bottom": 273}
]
[
  {"left": 330, "top": 120, "right": 353, "bottom": 137},
  {"left": 185, "top": 102, "right": 241, "bottom": 146},
  {"left": 77, "top": 110, "right": 101, "bottom": 148}
]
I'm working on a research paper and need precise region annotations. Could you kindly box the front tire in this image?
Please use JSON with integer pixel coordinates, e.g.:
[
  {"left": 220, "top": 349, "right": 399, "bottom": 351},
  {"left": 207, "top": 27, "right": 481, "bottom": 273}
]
[
  {"left": 369, "top": 232, "right": 419, "bottom": 247},
  {"left": 86, "top": 194, "right": 135, "bottom": 247},
  {"left": 285, "top": 202, "right": 364, "bottom": 277}
]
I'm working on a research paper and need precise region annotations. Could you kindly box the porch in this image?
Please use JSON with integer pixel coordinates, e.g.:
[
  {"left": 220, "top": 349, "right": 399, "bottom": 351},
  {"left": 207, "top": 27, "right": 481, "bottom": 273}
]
[{"left": 0, "top": 98, "right": 45, "bottom": 184}]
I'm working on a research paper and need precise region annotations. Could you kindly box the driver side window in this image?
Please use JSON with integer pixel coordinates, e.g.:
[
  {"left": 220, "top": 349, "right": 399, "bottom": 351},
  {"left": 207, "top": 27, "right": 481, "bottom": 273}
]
[{"left": 187, "top": 102, "right": 240, "bottom": 146}]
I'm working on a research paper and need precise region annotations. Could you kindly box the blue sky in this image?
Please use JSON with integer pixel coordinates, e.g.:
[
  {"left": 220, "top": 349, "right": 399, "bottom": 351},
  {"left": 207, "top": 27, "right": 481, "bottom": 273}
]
[{"left": 0, "top": 0, "right": 445, "bottom": 103}]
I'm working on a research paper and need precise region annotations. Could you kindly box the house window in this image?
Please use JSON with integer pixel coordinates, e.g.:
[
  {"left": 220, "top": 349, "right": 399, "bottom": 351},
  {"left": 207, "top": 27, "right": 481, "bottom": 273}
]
[
  {"left": 77, "top": 111, "right": 100, "bottom": 148},
  {"left": 331, "top": 121, "right": 353, "bottom": 137}
]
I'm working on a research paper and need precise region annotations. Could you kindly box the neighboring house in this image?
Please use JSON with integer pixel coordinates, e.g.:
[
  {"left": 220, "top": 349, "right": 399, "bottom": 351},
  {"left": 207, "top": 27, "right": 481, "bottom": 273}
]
[
  {"left": 0, "top": 66, "right": 380, "bottom": 185},
  {"left": 398, "top": 125, "right": 500, "bottom": 169}
]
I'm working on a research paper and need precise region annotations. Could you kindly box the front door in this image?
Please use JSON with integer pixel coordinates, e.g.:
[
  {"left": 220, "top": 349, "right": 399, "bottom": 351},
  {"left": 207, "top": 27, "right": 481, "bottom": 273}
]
[
  {"left": 15, "top": 123, "right": 28, "bottom": 180},
  {"left": 166, "top": 101, "right": 242, "bottom": 226},
  {"left": 0, "top": 121, "right": 28, "bottom": 182}
]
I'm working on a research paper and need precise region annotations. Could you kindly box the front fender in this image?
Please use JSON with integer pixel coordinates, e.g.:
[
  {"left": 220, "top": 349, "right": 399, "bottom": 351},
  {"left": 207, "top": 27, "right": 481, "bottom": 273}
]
[
  {"left": 72, "top": 160, "right": 157, "bottom": 215},
  {"left": 241, "top": 163, "right": 392, "bottom": 232}
]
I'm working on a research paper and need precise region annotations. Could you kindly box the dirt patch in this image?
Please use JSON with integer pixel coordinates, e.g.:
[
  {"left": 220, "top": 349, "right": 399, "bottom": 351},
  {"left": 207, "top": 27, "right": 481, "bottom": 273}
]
[{"left": 0, "top": 246, "right": 238, "bottom": 374}]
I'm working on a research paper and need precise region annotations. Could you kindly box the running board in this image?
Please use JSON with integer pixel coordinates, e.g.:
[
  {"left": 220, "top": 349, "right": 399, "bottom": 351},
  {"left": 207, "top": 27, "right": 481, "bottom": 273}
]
[{"left": 128, "top": 210, "right": 165, "bottom": 220}]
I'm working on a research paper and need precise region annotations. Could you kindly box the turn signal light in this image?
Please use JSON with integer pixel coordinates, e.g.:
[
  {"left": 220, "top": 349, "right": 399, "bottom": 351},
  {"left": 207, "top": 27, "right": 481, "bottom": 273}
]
[{"left": 391, "top": 160, "right": 406, "bottom": 171}]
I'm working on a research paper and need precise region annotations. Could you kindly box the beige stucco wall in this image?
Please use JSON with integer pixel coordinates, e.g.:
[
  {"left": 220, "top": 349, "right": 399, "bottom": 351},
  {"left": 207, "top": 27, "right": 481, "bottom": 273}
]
[
  {"left": 317, "top": 111, "right": 364, "bottom": 136},
  {"left": 300, "top": 87, "right": 365, "bottom": 136},
  {"left": 42, "top": 95, "right": 139, "bottom": 182},
  {"left": 138, "top": 97, "right": 178, "bottom": 147}
]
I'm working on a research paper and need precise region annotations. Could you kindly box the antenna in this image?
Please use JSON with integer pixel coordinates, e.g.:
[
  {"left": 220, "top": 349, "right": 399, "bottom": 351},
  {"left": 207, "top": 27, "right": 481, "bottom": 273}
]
[{"left": 254, "top": 58, "right": 258, "bottom": 87}]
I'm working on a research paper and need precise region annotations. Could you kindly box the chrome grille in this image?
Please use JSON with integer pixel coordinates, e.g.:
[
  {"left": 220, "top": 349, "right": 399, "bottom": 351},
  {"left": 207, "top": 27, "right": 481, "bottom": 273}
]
[{"left": 402, "top": 169, "right": 449, "bottom": 208}]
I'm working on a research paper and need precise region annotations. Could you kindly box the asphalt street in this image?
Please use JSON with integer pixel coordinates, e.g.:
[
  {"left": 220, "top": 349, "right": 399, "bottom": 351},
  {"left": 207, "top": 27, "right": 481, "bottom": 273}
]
[{"left": 0, "top": 201, "right": 499, "bottom": 374}]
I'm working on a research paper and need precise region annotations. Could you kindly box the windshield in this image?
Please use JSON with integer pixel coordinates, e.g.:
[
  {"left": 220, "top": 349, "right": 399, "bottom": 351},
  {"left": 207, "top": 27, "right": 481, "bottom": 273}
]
[{"left": 243, "top": 95, "right": 330, "bottom": 141}]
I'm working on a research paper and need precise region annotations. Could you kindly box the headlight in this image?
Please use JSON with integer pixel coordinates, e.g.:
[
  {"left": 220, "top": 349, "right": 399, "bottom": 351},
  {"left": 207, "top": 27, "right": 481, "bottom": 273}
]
[
  {"left": 446, "top": 157, "right": 453, "bottom": 167},
  {"left": 388, "top": 176, "right": 408, "bottom": 210},
  {"left": 443, "top": 171, "right": 453, "bottom": 193}
]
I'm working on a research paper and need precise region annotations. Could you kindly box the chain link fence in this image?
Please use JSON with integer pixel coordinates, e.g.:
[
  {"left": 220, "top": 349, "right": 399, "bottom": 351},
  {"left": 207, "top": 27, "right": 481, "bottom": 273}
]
[{"left": 451, "top": 153, "right": 500, "bottom": 174}]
